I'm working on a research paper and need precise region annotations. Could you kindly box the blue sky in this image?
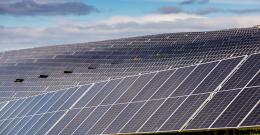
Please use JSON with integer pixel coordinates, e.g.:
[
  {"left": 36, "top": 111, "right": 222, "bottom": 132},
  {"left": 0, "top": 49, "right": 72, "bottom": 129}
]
[{"left": 1, "top": 0, "right": 260, "bottom": 51}]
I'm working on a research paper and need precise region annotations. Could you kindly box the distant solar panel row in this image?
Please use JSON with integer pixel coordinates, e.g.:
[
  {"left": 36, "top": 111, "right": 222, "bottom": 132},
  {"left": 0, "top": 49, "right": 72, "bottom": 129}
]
[{"left": 0, "top": 53, "right": 259, "bottom": 134}]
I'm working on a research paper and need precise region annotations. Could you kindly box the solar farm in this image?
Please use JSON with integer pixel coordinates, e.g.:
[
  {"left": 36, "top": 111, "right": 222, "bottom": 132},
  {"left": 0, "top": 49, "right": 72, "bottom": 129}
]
[{"left": 0, "top": 26, "right": 259, "bottom": 134}]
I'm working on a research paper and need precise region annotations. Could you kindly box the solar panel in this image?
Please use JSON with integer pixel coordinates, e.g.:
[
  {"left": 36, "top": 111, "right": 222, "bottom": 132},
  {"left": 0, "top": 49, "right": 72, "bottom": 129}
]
[
  {"left": 159, "top": 93, "right": 210, "bottom": 131},
  {"left": 220, "top": 53, "right": 260, "bottom": 91},
  {"left": 139, "top": 96, "right": 186, "bottom": 132},
  {"left": 57, "top": 107, "right": 95, "bottom": 134},
  {"left": 103, "top": 101, "right": 145, "bottom": 134},
  {"left": 211, "top": 87, "right": 260, "bottom": 128},
  {"left": 240, "top": 101, "right": 260, "bottom": 126},
  {"left": 170, "top": 62, "right": 218, "bottom": 97},
  {"left": 120, "top": 99, "right": 165, "bottom": 133},
  {"left": 185, "top": 89, "right": 241, "bottom": 129},
  {"left": 132, "top": 70, "right": 175, "bottom": 101},
  {"left": 0, "top": 27, "right": 259, "bottom": 134}
]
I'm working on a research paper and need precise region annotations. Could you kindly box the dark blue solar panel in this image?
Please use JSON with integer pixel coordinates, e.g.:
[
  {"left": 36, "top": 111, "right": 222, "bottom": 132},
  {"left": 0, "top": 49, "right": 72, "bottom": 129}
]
[
  {"left": 0, "top": 119, "right": 12, "bottom": 133},
  {"left": 103, "top": 101, "right": 145, "bottom": 134},
  {"left": 241, "top": 102, "right": 260, "bottom": 126},
  {"left": 48, "top": 87, "right": 78, "bottom": 112},
  {"left": 247, "top": 72, "right": 260, "bottom": 87},
  {"left": 132, "top": 70, "right": 175, "bottom": 102},
  {"left": 88, "top": 103, "right": 128, "bottom": 134},
  {"left": 6, "top": 116, "right": 32, "bottom": 135},
  {"left": 1, "top": 117, "right": 22, "bottom": 135},
  {"left": 73, "top": 82, "right": 107, "bottom": 108},
  {"left": 0, "top": 101, "right": 16, "bottom": 119},
  {"left": 170, "top": 62, "right": 218, "bottom": 97},
  {"left": 120, "top": 99, "right": 165, "bottom": 133},
  {"left": 7, "top": 97, "right": 34, "bottom": 118},
  {"left": 36, "top": 110, "right": 66, "bottom": 134},
  {"left": 58, "top": 107, "right": 95, "bottom": 135},
  {"left": 221, "top": 54, "right": 260, "bottom": 90},
  {"left": 25, "top": 112, "right": 55, "bottom": 134},
  {"left": 73, "top": 105, "right": 111, "bottom": 134},
  {"left": 186, "top": 89, "right": 241, "bottom": 129},
  {"left": 212, "top": 87, "right": 260, "bottom": 128},
  {"left": 47, "top": 109, "right": 81, "bottom": 134},
  {"left": 37, "top": 91, "right": 65, "bottom": 114},
  {"left": 0, "top": 99, "right": 25, "bottom": 120},
  {"left": 59, "top": 85, "right": 91, "bottom": 110},
  {"left": 192, "top": 57, "right": 243, "bottom": 94},
  {"left": 116, "top": 73, "right": 156, "bottom": 104},
  {"left": 151, "top": 66, "right": 195, "bottom": 99},
  {"left": 17, "top": 94, "right": 45, "bottom": 117},
  {"left": 27, "top": 92, "right": 54, "bottom": 116},
  {"left": 16, "top": 114, "right": 42, "bottom": 135},
  {"left": 85, "top": 79, "right": 122, "bottom": 107},
  {"left": 159, "top": 93, "right": 210, "bottom": 131},
  {"left": 101, "top": 76, "right": 138, "bottom": 105},
  {"left": 139, "top": 96, "right": 186, "bottom": 132}
]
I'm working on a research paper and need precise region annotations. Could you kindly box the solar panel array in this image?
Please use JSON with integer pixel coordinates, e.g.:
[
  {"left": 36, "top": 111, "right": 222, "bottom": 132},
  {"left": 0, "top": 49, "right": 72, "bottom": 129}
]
[
  {"left": 0, "top": 27, "right": 260, "bottom": 102},
  {"left": 0, "top": 27, "right": 259, "bottom": 134}
]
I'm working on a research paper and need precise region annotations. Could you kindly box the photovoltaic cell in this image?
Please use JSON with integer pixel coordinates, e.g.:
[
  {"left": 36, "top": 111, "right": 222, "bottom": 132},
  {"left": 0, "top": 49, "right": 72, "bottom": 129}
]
[
  {"left": 247, "top": 72, "right": 260, "bottom": 87},
  {"left": 212, "top": 87, "right": 260, "bottom": 128},
  {"left": 88, "top": 103, "right": 128, "bottom": 134},
  {"left": 73, "top": 105, "right": 111, "bottom": 135},
  {"left": 139, "top": 96, "right": 186, "bottom": 133},
  {"left": 36, "top": 110, "right": 66, "bottom": 134},
  {"left": 192, "top": 57, "right": 243, "bottom": 94},
  {"left": 120, "top": 99, "right": 165, "bottom": 133},
  {"left": 58, "top": 107, "right": 95, "bottom": 135},
  {"left": 0, "top": 99, "right": 25, "bottom": 120},
  {"left": 116, "top": 73, "right": 156, "bottom": 104},
  {"left": 59, "top": 85, "right": 91, "bottom": 110},
  {"left": 221, "top": 53, "right": 260, "bottom": 90},
  {"left": 73, "top": 82, "right": 107, "bottom": 108},
  {"left": 241, "top": 102, "right": 260, "bottom": 126},
  {"left": 0, "top": 119, "right": 12, "bottom": 133},
  {"left": 6, "top": 116, "right": 32, "bottom": 135},
  {"left": 0, "top": 101, "right": 16, "bottom": 119},
  {"left": 17, "top": 94, "right": 45, "bottom": 117},
  {"left": 16, "top": 114, "right": 42, "bottom": 135},
  {"left": 7, "top": 97, "right": 34, "bottom": 118},
  {"left": 46, "top": 108, "right": 81, "bottom": 134},
  {"left": 85, "top": 79, "right": 122, "bottom": 107},
  {"left": 170, "top": 62, "right": 218, "bottom": 97},
  {"left": 185, "top": 89, "right": 241, "bottom": 129},
  {"left": 103, "top": 101, "right": 145, "bottom": 134},
  {"left": 151, "top": 66, "right": 195, "bottom": 99},
  {"left": 26, "top": 92, "right": 54, "bottom": 116},
  {"left": 1, "top": 117, "right": 22, "bottom": 135},
  {"left": 37, "top": 91, "right": 65, "bottom": 114},
  {"left": 133, "top": 70, "right": 175, "bottom": 102},
  {"left": 159, "top": 93, "right": 210, "bottom": 131},
  {"left": 101, "top": 76, "right": 138, "bottom": 105},
  {"left": 48, "top": 87, "right": 79, "bottom": 112},
  {"left": 26, "top": 112, "right": 55, "bottom": 134}
]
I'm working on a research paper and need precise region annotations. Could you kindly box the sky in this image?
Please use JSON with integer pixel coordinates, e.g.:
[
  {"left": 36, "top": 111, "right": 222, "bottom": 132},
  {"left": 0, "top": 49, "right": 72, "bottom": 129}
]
[{"left": 1, "top": 0, "right": 260, "bottom": 51}]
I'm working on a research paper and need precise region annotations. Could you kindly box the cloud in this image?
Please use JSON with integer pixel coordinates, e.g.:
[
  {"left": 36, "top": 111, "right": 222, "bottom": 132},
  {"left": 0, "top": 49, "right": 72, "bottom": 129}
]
[
  {"left": 156, "top": 6, "right": 183, "bottom": 14},
  {"left": 197, "top": 8, "right": 260, "bottom": 15},
  {"left": 180, "top": 0, "right": 209, "bottom": 5},
  {"left": 0, "top": 0, "right": 98, "bottom": 16},
  {"left": 1, "top": 13, "right": 260, "bottom": 51},
  {"left": 156, "top": 6, "right": 260, "bottom": 15}
]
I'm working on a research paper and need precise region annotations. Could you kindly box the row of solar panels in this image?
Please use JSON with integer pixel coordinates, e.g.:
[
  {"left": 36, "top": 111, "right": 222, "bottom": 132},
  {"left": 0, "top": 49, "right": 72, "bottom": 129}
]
[
  {"left": 0, "top": 27, "right": 259, "bottom": 102},
  {"left": 0, "top": 53, "right": 259, "bottom": 134}
]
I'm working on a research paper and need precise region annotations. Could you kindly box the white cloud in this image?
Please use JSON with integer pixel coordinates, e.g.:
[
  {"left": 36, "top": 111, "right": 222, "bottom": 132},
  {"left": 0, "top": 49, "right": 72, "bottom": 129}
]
[{"left": 1, "top": 13, "right": 260, "bottom": 51}]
